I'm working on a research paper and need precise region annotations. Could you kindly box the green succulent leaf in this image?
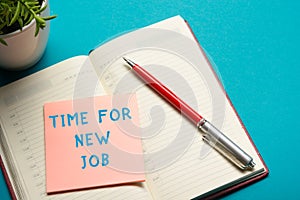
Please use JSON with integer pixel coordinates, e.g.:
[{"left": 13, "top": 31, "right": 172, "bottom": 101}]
[
  {"left": 17, "top": 17, "right": 24, "bottom": 30},
  {"left": 9, "top": 1, "right": 21, "bottom": 26},
  {"left": 0, "top": 38, "right": 8, "bottom": 46},
  {"left": 43, "top": 15, "right": 56, "bottom": 21},
  {"left": 34, "top": 21, "right": 39, "bottom": 36}
]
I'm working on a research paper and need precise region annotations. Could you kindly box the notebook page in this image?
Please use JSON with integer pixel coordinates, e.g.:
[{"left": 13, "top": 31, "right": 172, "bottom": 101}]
[
  {"left": 0, "top": 56, "right": 151, "bottom": 200},
  {"left": 88, "top": 16, "right": 265, "bottom": 199}
]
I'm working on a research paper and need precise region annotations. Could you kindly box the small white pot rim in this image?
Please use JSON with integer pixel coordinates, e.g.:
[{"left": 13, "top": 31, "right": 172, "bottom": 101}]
[{"left": 1, "top": 19, "right": 35, "bottom": 39}]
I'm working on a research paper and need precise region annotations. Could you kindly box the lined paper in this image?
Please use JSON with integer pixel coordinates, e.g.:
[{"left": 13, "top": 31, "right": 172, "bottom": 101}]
[
  {"left": 0, "top": 56, "right": 151, "bottom": 199},
  {"left": 89, "top": 16, "right": 265, "bottom": 199}
]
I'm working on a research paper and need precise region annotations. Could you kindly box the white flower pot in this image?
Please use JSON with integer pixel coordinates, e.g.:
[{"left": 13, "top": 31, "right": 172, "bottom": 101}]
[{"left": 0, "top": 0, "right": 50, "bottom": 71}]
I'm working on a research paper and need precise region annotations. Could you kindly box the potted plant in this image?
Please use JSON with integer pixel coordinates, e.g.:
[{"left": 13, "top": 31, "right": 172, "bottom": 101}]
[{"left": 0, "top": 0, "right": 56, "bottom": 70}]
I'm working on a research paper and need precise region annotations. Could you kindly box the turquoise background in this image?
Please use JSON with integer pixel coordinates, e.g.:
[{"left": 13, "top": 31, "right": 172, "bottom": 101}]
[{"left": 0, "top": 0, "right": 299, "bottom": 199}]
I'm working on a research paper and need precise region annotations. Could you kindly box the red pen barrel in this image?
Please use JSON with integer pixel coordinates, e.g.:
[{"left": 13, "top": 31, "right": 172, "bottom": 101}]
[
  {"left": 132, "top": 63, "right": 203, "bottom": 125},
  {"left": 124, "top": 57, "right": 255, "bottom": 170}
]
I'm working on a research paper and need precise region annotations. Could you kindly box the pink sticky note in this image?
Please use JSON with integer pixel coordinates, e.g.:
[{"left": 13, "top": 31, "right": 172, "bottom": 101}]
[{"left": 44, "top": 94, "right": 145, "bottom": 193}]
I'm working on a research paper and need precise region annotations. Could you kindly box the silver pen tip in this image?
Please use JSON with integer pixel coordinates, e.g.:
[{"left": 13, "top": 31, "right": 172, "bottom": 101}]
[
  {"left": 245, "top": 161, "right": 255, "bottom": 170},
  {"left": 122, "top": 57, "right": 135, "bottom": 68},
  {"left": 249, "top": 161, "right": 256, "bottom": 168}
]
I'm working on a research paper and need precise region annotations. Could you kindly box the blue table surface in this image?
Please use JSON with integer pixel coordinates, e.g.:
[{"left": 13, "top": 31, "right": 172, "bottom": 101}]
[{"left": 1, "top": 1, "right": 299, "bottom": 199}]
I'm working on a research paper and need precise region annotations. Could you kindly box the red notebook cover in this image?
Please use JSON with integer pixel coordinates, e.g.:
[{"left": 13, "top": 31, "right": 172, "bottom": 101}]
[{"left": 0, "top": 155, "right": 17, "bottom": 200}]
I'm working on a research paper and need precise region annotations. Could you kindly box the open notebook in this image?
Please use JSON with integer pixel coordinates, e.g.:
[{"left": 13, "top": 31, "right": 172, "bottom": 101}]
[{"left": 0, "top": 16, "right": 268, "bottom": 199}]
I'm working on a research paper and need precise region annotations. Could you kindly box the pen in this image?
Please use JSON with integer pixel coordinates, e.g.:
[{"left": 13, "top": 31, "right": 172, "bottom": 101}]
[{"left": 123, "top": 57, "right": 255, "bottom": 170}]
